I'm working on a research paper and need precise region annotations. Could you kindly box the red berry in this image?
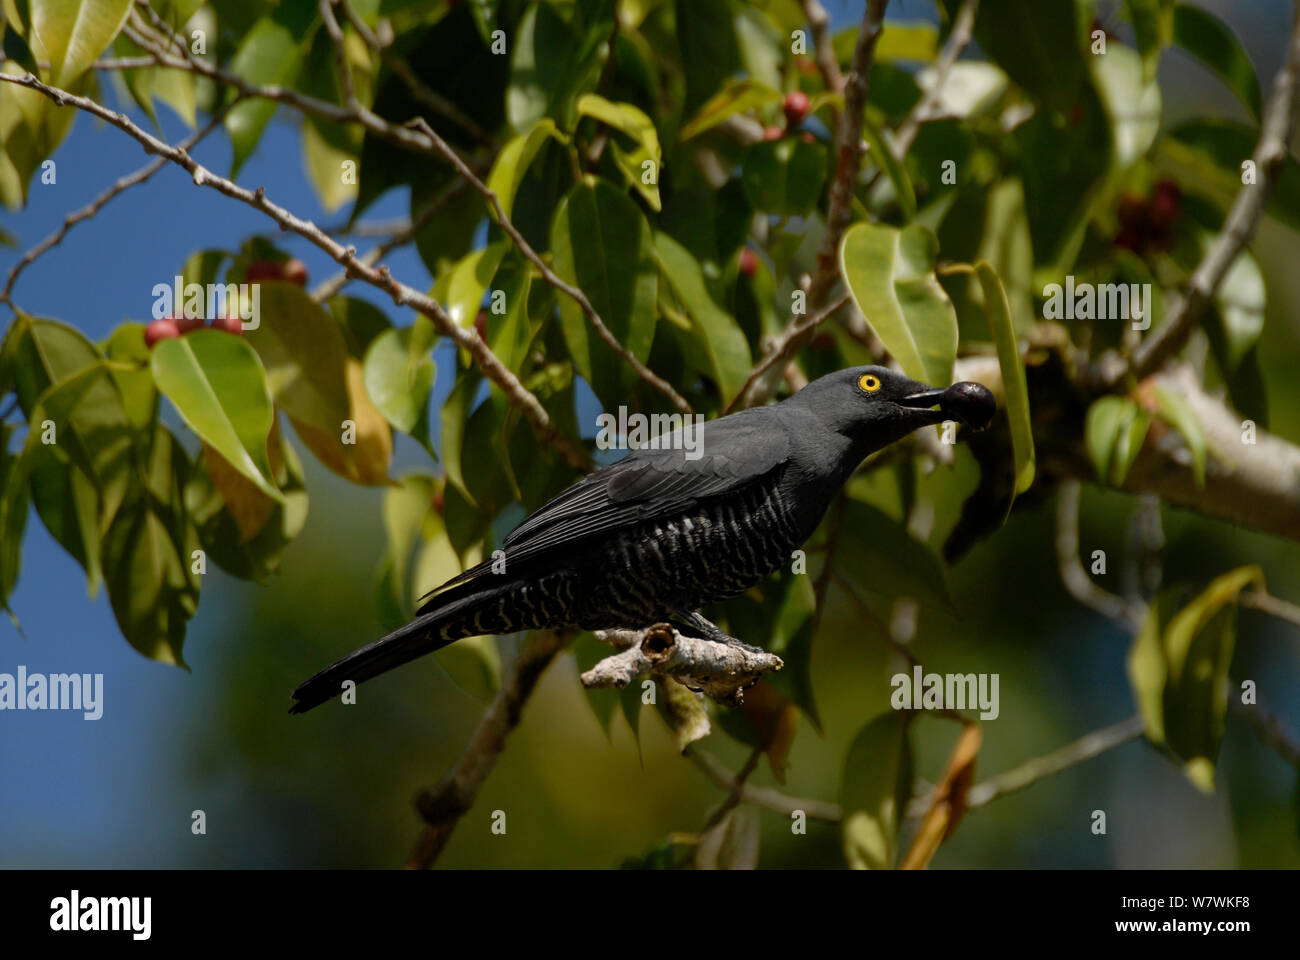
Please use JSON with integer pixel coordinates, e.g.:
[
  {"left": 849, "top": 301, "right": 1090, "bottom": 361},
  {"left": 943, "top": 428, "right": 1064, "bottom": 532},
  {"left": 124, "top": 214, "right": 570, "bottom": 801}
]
[
  {"left": 210, "top": 315, "right": 244, "bottom": 335},
  {"left": 282, "top": 258, "right": 308, "bottom": 287},
  {"left": 762, "top": 125, "right": 784, "bottom": 141},
  {"left": 474, "top": 311, "right": 489, "bottom": 340},
  {"left": 1116, "top": 194, "right": 1146, "bottom": 231},
  {"left": 1114, "top": 226, "right": 1143, "bottom": 253},
  {"left": 245, "top": 260, "right": 279, "bottom": 283},
  {"left": 1148, "top": 179, "right": 1182, "bottom": 231},
  {"left": 739, "top": 247, "right": 758, "bottom": 277},
  {"left": 783, "top": 90, "right": 810, "bottom": 128},
  {"left": 144, "top": 318, "right": 181, "bottom": 348},
  {"left": 174, "top": 313, "right": 205, "bottom": 334}
]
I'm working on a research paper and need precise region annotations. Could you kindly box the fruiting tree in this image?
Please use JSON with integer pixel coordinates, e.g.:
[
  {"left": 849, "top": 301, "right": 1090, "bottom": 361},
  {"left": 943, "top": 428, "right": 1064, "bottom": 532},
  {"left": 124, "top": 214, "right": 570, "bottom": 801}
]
[{"left": 2, "top": 0, "right": 1299, "bottom": 869}]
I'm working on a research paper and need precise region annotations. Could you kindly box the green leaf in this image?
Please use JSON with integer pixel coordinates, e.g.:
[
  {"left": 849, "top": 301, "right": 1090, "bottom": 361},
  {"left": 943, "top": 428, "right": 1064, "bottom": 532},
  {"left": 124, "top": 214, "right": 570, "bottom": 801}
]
[
  {"left": 841, "top": 711, "right": 912, "bottom": 869},
  {"left": 186, "top": 418, "right": 309, "bottom": 583},
  {"left": 376, "top": 472, "right": 437, "bottom": 626},
  {"left": 1200, "top": 232, "right": 1265, "bottom": 371},
  {"left": 301, "top": 118, "right": 357, "bottom": 213},
  {"left": 1, "top": 314, "right": 133, "bottom": 527},
  {"left": 835, "top": 499, "right": 953, "bottom": 616},
  {"left": 1128, "top": 567, "right": 1263, "bottom": 792},
  {"left": 224, "top": 14, "right": 310, "bottom": 175},
  {"left": 28, "top": 0, "right": 132, "bottom": 86},
  {"left": 578, "top": 93, "right": 660, "bottom": 163},
  {"left": 0, "top": 360, "right": 112, "bottom": 610},
  {"left": 876, "top": 22, "right": 938, "bottom": 62},
  {"left": 550, "top": 179, "right": 658, "bottom": 408},
  {"left": 1090, "top": 42, "right": 1161, "bottom": 170},
  {"left": 1112, "top": 401, "right": 1153, "bottom": 487},
  {"left": 505, "top": 0, "right": 607, "bottom": 133},
  {"left": 1126, "top": 0, "right": 1167, "bottom": 82},
  {"left": 486, "top": 257, "right": 540, "bottom": 375},
  {"left": 485, "top": 117, "right": 567, "bottom": 220},
  {"left": 244, "top": 282, "right": 352, "bottom": 434},
  {"left": 1085, "top": 395, "right": 1150, "bottom": 487},
  {"left": 677, "top": 79, "right": 781, "bottom": 141},
  {"left": 431, "top": 239, "right": 509, "bottom": 329},
  {"left": 362, "top": 325, "right": 435, "bottom": 452},
  {"left": 1171, "top": 2, "right": 1261, "bottom": 121},
  {"left": 975, "top": 262, "right": 1035, "bottom": 496},
  {"left": 840, "top": 222, "right": 957, "bottom": 387},
  {"left": 1153, "top": 384, "right": 1207, "bottom": 489},
  {"left": 150, "top": 330, "right": 282, "bottom": 501},
  {"left": 1162, "top": 120, "right": 1300, "bottom": 233},
  {"left": 29, "top": 455, "right": 102, "bottom": 597},
  {"left": 741, "top": 137, "right": 827, "bottom": 217},
  {"left": 972, "top": 0, "right": 1084, "bottom": 113},
  {"left": 860, "top": 112, "right": 915, "bottom": 221},
  {"left": 652, "top": 233, "right": 750, "bottom": 406},
  {"left": 102, "top": 428, "right": 199, "bottom": 667},
  {"left": 0, "top": 421, "right": 26, "bottom": 614}
]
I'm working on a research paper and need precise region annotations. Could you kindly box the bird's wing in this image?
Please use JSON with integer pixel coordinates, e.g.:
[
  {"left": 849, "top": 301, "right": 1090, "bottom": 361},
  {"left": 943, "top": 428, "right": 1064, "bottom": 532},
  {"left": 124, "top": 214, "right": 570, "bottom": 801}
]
[{"left": 419, "top": 409, "right": 789, "bottom": 605}]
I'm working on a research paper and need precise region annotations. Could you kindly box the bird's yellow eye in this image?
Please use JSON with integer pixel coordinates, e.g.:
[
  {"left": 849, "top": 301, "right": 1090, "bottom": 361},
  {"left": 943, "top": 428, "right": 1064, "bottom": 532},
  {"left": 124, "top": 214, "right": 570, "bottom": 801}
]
[{"left": 858, "top": 373, "right": 882, "bottom": 393}]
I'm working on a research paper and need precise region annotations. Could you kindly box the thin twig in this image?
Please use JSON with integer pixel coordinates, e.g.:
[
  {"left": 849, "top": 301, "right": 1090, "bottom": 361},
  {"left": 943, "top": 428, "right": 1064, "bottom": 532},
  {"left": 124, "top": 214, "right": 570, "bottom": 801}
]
[
  {"left": 405, "top": 116, "right": 693, "bottom": 415},
  {"left": 808, "top": 0, "right": 889, "bottom": 308},
  {"left": 1239, "top": 589, "right": 1300, "bottom": 629},
  {"left": 406, "top": 630, "right": 572, "bottom": 868},
  {"left": 892, "top": 0, "right": 977, "bottom": 160},
  {"left": 801, "top": 0, "right": 843, "bottom": 121},
  {"left": 728, "top": 293, "right": 851, "bottom": 412},
  {"left": 1117, "top": 10, "right": 1300, "bottom": 384},
  {"left": 319, "top": 0, "right": 360, "bottom": 112},
  {"left": 334, "top": 0, "right": 492, "bottom": 144},
  {"left": 1230, "top": 700, "right": 1300, "bottom": 768},
  {"left": 0, "top": 70, "right": 593, "bottom": 474},
  {"left": 1, "top": 106, "right": 230, "bottom": 306},
  {"left": 1054, "top": 480, "right": 1145, "bottom": 629},
  {"left": 688, "top": 749, "right": 842, "bottom": 822},
  {"left": 745, "top": 2, "right": 889, "bottom": 408},
  {"left": 965, "top": 715, "right": 1145, "bottom": 808}
]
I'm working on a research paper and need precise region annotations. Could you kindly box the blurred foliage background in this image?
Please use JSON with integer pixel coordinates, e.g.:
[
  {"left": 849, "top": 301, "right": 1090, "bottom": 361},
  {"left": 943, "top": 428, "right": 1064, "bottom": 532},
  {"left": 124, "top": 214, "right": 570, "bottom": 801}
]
[{"left": 1, "top": 0, "right": 1298, "bottom": 868}]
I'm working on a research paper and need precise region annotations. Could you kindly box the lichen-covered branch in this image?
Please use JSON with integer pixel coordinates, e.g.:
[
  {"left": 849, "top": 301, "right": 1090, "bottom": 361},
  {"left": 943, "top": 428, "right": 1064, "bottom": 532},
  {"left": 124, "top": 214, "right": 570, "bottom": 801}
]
[{"left": 582, "top": 624, "right": 783, "bottom": 707}]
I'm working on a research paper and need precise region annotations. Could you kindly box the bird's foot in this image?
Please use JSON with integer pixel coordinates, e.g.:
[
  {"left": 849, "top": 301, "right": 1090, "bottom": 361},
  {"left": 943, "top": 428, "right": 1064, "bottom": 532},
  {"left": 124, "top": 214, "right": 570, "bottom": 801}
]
[{"left": 672, "top": 609, "right": 767, "bottom": 656}]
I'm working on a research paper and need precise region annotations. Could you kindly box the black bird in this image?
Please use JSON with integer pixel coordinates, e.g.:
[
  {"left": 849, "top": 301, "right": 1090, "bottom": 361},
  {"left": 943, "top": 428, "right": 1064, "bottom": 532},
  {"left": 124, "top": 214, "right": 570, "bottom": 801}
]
[{"left": 290, "top": 366, "right": 995, "bottom": 713}]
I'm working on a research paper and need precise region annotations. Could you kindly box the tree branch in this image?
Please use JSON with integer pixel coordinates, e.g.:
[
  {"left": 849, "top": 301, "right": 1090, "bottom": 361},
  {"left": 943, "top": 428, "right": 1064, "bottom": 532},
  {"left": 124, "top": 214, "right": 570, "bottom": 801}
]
[
  {"left": 0, "top": 107, "right": 229, "bottom": 306},
  {"left": 688, "top": 749, "right": 842, "bottom": 822},
  {"left": 406, "top": 630, "right": 572, "bottom": 869},
  {"left": 1055, "top": 479, "right": 1145, "bottom": 629},
  {"left": 891, "top": 0, "right": 977, "bottom": 161},
  {"left": 807, "top": 0, "right": 889, "bottom": 308},
  {"left": 964, "top": 715, "right": 1145, "bottom": 808},
  {"left": 1116, "top": 8, "right": 1300, "bottom": 385},
  {"left": 582, "top": 624, "right": 783, "bottom": 707},
  {"left": 0, "top": 70, "right": 593, "bottom": 474},
  {"left": 728, "top": 293, "right": 851, "bottom": 412}
]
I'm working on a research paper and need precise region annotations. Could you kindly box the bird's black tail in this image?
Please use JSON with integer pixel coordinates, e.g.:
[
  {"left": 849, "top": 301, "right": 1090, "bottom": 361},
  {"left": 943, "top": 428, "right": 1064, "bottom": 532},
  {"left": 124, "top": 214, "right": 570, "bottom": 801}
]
[{"left": 289, "top": 587, "right": 497, "bottom": 714}]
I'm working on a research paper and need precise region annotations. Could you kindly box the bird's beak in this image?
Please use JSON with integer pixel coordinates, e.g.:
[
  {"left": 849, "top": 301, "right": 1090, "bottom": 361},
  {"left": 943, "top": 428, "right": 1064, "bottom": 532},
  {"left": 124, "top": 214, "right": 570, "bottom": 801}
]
[
  {"left": 897, "top": 381, "right": 997, "bottom": 429},
  {"left": 895, "top": 387, "right": 949, "bottom": 425}
]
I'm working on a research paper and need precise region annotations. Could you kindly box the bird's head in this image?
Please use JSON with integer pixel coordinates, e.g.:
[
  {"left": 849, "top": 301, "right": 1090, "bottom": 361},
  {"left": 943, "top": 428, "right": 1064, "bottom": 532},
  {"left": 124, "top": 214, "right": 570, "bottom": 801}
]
[{"left": 791, "top": 365, "right": 997, "bottom": 449}]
